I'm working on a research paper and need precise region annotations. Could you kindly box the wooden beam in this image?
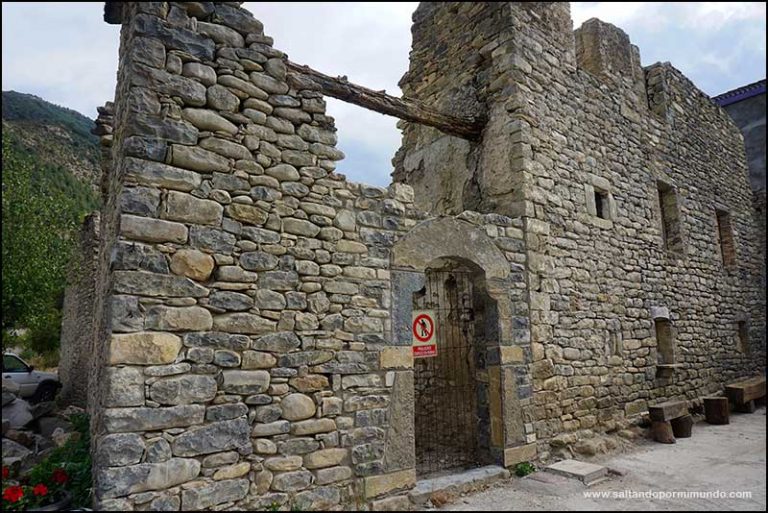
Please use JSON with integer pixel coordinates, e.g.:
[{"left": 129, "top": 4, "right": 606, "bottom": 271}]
[{"left": 285, "top": 61, "right": 484, "bottom": 140}]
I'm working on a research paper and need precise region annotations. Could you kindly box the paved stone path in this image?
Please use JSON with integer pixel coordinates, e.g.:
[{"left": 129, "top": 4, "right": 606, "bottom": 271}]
[{"left": 439, "top": 406, "right": 766, "bottom": 511}]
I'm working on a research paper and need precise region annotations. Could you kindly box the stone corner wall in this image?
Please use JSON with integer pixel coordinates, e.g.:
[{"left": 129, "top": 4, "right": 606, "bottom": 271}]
[{"left": 719, "top": 90, "right": 766, "bottom": 193}]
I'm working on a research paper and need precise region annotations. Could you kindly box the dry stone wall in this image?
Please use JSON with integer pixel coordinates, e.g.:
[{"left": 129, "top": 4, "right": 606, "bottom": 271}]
[
  {"left": 58, "top": 213, "right": 101, "bottom": 408},
  {"left": 397, "top": 1, "right": 766, "bottom": 459},
  {"left": 87, "top": 2, "right": 530, "bottom": 510},
  {"left": 71, "top": 1, "right": 765, "bottom": 509}
]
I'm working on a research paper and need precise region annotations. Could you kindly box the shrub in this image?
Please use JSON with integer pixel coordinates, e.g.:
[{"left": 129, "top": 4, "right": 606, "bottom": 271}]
[
  {"left": 2, "top": 132, "right": 96, "bottom": 355},
  {"left": 515, "top": 461, "right": 536, "bottom": 477}
]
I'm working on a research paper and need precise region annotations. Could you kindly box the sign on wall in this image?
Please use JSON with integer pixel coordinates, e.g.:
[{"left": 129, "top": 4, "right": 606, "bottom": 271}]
[{"left": 412, "top": 310, "right": 437, "bottom": 358}]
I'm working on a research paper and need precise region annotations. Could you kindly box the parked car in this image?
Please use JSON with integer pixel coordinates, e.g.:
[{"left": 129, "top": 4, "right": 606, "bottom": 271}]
[{"left": 2, "top": 352, "right": 61, "bottom": 403}]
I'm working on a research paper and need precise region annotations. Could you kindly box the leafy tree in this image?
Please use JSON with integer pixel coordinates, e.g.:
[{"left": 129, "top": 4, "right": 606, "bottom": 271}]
[{"left": 1, "top": 134, "right": 96, "bottom": 352}]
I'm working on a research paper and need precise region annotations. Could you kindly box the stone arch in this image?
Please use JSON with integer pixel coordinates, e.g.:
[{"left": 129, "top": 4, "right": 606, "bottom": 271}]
[{"left": 391, "top": 217, "right": 509, "bottom": 279}]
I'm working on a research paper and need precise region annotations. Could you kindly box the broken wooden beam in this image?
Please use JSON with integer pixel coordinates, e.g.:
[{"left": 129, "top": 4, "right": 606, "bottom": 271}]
[{"left": 285, "top": 61, "right": 484, "bottom": 140}]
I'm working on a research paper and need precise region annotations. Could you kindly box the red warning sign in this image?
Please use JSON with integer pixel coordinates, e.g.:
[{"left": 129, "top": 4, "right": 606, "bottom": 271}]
[{"left": 412, "top": 310, "right": 437, "bottom": 358}]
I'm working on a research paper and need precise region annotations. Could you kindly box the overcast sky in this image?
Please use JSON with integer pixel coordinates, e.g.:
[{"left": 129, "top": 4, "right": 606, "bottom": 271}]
[{"left": 2, "top": 2, "right": 765, "bottom": 186}]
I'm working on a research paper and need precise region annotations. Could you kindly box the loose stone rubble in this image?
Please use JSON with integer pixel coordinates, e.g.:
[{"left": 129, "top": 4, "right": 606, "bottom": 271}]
[
  {"left": 1, "top": 379, "right": 81, "bottom": 475},
  {"left": 55, "top": 2, "right": 765, "bottom": 511}
]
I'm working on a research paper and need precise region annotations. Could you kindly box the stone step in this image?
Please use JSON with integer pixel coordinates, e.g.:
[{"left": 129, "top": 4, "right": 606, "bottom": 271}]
[
  {"left": 408, "top": 465, "right": 510, "bottom": 506},
  {"left": 545, "top": 459, "right": 608, "bottom": 485},
  {"left": 584, "top": 476, "right": 610, "bottom": 487}
]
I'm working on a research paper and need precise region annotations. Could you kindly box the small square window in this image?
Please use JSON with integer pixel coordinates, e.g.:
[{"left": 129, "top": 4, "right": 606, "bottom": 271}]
[{"left": 585, "top": 180, "right": 614, "bottom": 223}]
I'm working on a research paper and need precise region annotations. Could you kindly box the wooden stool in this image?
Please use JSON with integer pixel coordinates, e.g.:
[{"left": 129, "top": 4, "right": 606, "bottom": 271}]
[
  {"left": 671, "top": 414, "right": 693, "bottom": 438},
  {"left": 703, "top": 396, "right": 729, "bottom": 424},
  {"left": 651, "top": 421, "right": 675, "bottom": 444}
]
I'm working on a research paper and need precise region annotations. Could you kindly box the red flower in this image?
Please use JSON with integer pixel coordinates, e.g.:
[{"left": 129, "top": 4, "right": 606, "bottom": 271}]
[
  {"left": 33, "top": 483, "right": 48, "bottom": 497},
  {"left": 51, "top": 468, "right": 68, "bottom": 485},
  {"left": 1, "top": 466, "right": 8, "bottom": 479},
  {"left": 3, "top": 485, "right": 24, "bottom": 503}
]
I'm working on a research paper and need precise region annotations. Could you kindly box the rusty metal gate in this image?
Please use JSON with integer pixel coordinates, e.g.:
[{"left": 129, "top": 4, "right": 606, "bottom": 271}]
[{"left": 413, "top": 267, "right": 483, "bottom": 476}]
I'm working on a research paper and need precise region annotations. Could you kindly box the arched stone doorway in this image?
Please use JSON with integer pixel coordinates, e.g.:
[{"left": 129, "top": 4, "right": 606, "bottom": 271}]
[{"left": 390, "top": 217, "right": 531, "bottom": 477}]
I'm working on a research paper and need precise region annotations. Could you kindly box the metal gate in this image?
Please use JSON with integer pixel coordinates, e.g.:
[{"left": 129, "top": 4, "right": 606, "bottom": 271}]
[{"left": 413, "top": 267, "right": 482, "bottom": 476}]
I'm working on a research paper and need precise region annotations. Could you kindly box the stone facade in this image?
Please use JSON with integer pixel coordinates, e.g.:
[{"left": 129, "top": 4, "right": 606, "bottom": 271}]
[
  {"left": 62, "top": 2, "right": 766, "bottom": 510},
  {"left": 81, "top": 2, "right": 534, "bottom": 510},
  {"left": 396, "top": 1, "right": 765, "bottom": 455}
]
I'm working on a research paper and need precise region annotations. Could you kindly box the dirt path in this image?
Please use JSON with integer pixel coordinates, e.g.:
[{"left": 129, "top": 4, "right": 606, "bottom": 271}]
[{"left": 438, "top": 406, "right": 766, "bottom": 511}]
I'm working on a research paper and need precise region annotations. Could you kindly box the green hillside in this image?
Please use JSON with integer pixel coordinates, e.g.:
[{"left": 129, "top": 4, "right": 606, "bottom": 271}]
[
  {"left": 2, "top": 90, "right": 101, "bottom": 191},
  {"left": 2, "top": 90, "right": 96, "bottom": 143}
]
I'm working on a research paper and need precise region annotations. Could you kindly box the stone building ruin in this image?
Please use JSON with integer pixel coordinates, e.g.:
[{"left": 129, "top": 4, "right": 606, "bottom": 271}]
[{"left": 58, "top": 2, "right": 766, "bottom": 510}]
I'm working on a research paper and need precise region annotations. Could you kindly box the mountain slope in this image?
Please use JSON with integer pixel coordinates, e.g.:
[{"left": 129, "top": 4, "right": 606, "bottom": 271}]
[{"left": 2, "top": 90, "right": 101, "bottom": 191}]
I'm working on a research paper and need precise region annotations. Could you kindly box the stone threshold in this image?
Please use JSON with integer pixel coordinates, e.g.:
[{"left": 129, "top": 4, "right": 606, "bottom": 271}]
[
  {"left": 408, "top": 465, "right": 511, "bottom": 506},
  {"left": 545, "top": 459, "right": 609, "bottom": 486}
]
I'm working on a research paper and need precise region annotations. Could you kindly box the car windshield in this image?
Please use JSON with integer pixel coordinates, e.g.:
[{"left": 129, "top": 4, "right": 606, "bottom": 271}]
[{"left": 3, "top": 355, "right": 28, "bottom": 372}]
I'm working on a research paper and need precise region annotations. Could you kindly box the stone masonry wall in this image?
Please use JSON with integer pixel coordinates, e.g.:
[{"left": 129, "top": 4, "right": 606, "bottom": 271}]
[
  {"left": 76, "top": 1, "right": 765, "bottom": 509},
  {"left": 58, "top": 213, "right": 101, "bottom": 408},
  {"left": 397, "top": 1, "right": 766, "bottom": 459},
  {"left": 88, "top": 2, "right": 531, "bottom": 510}
]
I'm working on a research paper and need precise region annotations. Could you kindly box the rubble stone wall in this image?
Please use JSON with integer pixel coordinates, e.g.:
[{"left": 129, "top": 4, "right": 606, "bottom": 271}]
[
  {"left": 58, "top": 213, "right": 101, "bottom": 408},
  {"left": 397, "top": 1, "right": 766, "bottom": 460},
  {"left": 87, "top": 3, "right": 531, "bottom": 510},
  {"left": 70, "top": 1, "right": 766, "bottom": 509}
]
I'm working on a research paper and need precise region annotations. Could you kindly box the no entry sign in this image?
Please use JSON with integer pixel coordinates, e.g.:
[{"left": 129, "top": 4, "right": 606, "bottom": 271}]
[{"left": 412, "top": 310, "right": 437, "bottom": 358}]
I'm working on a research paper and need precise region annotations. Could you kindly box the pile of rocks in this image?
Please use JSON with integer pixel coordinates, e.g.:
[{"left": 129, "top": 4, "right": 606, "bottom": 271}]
[{"left": 2, "top": 378, "right": 82, "bottom": 474}]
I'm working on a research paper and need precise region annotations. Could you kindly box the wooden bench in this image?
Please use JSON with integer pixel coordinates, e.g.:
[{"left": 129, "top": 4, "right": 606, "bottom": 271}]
[
  {"left": 725, "top": 376, "right": 766, "bottom": 413},
  {"left": 648, "top": 400, "right": 693, "bottom": 443}
]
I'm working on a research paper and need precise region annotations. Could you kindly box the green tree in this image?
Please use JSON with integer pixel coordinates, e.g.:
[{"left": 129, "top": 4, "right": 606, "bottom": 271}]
[{"left": 1, "top": 134, "right": 95, "bottom": 352}]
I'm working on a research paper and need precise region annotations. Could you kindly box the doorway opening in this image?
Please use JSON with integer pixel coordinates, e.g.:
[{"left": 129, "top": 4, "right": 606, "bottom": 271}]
[{"left": 412, "top": 258, "right": 495, "bottom": 477}]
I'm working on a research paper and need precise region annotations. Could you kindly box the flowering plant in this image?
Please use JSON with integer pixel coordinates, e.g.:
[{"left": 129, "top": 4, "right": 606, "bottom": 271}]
[
  {"left": 1, "top": 413, "right": 91, "bottom": 510},
  {"left": 1, "top": 466, "right": 69, "bottom": 511}
]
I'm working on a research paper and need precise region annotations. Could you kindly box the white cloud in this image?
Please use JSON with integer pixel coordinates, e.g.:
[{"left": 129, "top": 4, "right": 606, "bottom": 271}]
[
  {"left": 572, "top": 2, "right": 766, "bottom": 33},
  {"left": 1, "top": 3, "right": 119, "bottom": 118},
  {"left": 571, "top": 2, "right": 647, "bottom": 28}
]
